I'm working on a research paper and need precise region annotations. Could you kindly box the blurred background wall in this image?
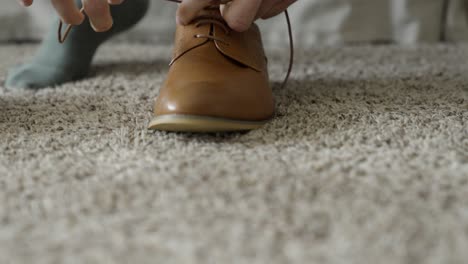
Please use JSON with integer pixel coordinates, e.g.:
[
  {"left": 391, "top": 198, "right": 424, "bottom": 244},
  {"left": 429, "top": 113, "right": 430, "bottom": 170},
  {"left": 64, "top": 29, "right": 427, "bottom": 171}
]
[{"left": 1, "top": 0, "right": 467, "bottom": 47}]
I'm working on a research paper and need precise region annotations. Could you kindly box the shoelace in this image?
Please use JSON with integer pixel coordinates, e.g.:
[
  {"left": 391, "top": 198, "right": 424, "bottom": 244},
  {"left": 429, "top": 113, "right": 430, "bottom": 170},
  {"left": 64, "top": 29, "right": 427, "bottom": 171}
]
[
  {"left": 192, "top": 16, "right": 231, "bottom": 45},
  {"left": 166, "top": 0, "right": 294, "bottom": 89},
  {"left": 58, "top": 0, "right": 294, "bottom": 89}
]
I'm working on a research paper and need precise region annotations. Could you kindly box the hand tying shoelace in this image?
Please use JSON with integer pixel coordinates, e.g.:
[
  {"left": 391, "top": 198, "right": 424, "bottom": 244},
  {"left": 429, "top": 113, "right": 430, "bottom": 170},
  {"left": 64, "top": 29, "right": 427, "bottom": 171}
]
[{"left": 58, "top": 0, "right": 294, "bottom": 89}]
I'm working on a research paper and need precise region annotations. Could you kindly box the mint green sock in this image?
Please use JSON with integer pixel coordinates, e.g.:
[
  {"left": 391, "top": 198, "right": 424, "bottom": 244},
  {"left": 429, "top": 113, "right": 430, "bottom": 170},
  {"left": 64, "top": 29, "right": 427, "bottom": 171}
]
[{"left": 6, "top": 0, "right": 150, "bottom": 89}]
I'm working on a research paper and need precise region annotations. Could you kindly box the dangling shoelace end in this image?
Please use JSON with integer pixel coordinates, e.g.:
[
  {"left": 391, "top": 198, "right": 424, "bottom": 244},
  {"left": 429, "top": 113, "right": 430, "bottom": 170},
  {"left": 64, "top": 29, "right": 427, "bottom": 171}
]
[
  {"left": 57, "top": 1, "right": 294, "bottom": 89},
  {"left": 58, "top": 7, "right": 85, "bottom": 44}
]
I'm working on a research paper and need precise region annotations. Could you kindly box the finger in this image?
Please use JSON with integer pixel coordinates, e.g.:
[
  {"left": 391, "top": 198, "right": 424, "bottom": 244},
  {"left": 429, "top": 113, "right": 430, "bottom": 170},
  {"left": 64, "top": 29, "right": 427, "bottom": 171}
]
[
  {"left": 261, "top": 0, "right": 296, "bottom": 19},
  {"left": 221, "top": 0, "right": 262, "bottom": 32},
  {"left": 17, "top": 0, "right": 33, "bottom": 7},
  {"left": 83, "top": 0, "right": 114, "bottom": 32},
  {"left": 176, "top": 0, "right": 214, "bottom": 25},
  {"left": 108, "top": 0, "right": 124, "bottom": 4},
  {"left": 51, "top": 0, "right": 85, "bottom": 25}
]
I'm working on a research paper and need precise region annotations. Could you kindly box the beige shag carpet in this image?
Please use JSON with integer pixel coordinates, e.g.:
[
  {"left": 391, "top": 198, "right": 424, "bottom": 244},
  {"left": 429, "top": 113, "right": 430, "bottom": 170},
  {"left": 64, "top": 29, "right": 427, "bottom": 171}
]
[{"left": 0, "top": 44, "right": 467, "bottom": 264}]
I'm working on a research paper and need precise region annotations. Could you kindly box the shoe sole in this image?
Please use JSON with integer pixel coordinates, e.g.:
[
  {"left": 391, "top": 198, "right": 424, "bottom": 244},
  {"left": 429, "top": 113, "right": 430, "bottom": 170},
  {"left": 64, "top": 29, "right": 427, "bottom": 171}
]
[{"left": 148, "top": 114, "right": 268, "bottom": 132}]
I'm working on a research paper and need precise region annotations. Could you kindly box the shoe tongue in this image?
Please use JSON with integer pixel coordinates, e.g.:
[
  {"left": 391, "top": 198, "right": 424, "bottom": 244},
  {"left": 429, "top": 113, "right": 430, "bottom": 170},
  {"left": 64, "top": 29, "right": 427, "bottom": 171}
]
[
  {"left": 171, "top": 20, "right": 266, "bottom": 72},
  {"left": 191, "top": 9, "right": 224, "bottom": 24}
]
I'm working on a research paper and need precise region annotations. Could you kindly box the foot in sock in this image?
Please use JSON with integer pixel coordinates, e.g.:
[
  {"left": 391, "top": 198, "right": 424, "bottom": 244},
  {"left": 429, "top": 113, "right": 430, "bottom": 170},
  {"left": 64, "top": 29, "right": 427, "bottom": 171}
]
[{"left": 6, "top": 0, "right": 149, "bottom": 89}]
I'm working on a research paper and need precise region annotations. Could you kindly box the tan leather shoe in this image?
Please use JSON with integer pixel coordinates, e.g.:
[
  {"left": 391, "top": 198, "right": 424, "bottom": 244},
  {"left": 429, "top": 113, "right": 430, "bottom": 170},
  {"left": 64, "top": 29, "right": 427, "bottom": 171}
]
[{"left": 148, "top": 15, "right": 275, "bottom": 132}]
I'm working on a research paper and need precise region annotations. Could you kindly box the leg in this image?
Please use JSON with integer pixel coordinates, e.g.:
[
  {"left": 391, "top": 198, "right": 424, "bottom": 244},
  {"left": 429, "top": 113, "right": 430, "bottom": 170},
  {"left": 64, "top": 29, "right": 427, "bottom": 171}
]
[{"left": 6, "top": 0, "right": 150, "bottom": 89}]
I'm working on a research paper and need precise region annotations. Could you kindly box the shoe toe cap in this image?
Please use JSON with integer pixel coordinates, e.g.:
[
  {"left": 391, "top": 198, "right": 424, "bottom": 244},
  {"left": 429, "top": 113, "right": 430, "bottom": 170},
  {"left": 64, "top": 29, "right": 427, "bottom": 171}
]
[{"left": 154, "top": 80, "right": 274, "bottom": 121}]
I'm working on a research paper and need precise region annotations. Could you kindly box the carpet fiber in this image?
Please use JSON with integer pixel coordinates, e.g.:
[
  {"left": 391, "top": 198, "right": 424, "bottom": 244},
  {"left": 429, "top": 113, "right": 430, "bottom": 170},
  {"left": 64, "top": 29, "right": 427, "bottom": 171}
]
[{"left": 0, "top": 44, "right": 467, "bottom": 264}]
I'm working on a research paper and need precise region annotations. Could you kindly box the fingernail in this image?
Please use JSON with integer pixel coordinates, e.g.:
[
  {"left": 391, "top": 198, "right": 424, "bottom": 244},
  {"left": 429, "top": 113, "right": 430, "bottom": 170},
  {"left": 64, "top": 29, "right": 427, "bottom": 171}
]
[{"left": 91, "top": 19, "right": 113, "bottom": 32}]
